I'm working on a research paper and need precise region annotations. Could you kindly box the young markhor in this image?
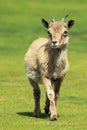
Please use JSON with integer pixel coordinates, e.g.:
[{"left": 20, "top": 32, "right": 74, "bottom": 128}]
[{"left": 24, "top": 15, "right": 74, "bottom": 121}]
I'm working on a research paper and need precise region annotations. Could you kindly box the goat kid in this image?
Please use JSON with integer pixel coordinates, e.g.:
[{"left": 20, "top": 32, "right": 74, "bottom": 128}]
[{"left": 25, "top": 15, "right": 74, "bottom": 121}]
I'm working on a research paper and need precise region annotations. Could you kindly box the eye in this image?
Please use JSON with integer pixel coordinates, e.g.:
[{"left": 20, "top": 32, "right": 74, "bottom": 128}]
[{"left": 63, "top": 31, "right": 68, "bottom": 37}]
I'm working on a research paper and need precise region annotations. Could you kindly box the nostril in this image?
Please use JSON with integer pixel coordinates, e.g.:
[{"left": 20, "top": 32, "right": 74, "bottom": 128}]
[{"left": 52, "top": 41, "right": 57, "bottom": 44}]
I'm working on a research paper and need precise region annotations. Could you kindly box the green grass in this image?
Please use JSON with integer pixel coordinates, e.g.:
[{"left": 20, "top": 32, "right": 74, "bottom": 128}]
[{"left": 0, "top": 0, "right": 87, "bottom": 130}]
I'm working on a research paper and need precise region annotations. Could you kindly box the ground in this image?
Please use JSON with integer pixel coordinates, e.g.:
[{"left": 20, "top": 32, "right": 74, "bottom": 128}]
[{"left": 0, "top": 0, "right": 87, "bottom": 130}]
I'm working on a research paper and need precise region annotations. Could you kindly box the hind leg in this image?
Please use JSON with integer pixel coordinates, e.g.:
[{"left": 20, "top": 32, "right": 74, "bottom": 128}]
[
  {"left": 44, "top": 93, "right": 50, "bottom": 115},
  {"left": 54, "top": 78, "right": 63, "bottom": 117},
  {"left": 54, "top": 78, "right": 63, "bottom": 107},
  {"left": 29, "top": 78, "right": 41, "bottom": 117}
]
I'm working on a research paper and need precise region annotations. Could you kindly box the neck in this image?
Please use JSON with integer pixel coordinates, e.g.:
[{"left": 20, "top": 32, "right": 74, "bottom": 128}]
[{"left": 50, "top": 44, "right": 67, "bottom": 54}]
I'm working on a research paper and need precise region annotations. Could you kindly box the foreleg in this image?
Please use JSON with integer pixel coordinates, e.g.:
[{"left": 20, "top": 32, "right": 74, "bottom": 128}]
[{"left": 42, "top": 77, "right": 57, "bottom": 121}]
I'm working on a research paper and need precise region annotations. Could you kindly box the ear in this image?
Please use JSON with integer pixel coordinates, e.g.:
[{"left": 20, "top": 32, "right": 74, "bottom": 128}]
[
  {"left": 68, "top": 20, "right": 74, "bottom": 29},
  {"left": 42, "top": 19, "right": 49, "bottom": 28}
]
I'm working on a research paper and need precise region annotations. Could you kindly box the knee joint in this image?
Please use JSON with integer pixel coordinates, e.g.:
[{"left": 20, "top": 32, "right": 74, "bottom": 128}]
[{"left": 47, "top": 90, "right": 55, "bottom": 100}]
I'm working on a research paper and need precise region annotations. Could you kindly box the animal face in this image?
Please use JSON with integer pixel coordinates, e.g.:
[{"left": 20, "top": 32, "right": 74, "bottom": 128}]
[
  {"left": 47, "top": 22, "right": 69, "bottom": 48},
  {"left": 42, "top": 16, "right": 74, "bottom": 49}
]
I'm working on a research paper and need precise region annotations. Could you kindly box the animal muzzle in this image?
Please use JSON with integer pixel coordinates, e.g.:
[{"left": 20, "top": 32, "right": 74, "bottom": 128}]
[{"left": 51, "top": 40, "right": 59, "bottom": 48}]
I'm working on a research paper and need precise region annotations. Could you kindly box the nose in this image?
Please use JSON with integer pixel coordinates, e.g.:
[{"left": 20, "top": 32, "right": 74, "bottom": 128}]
[{"left": 52, "top": 40, "right": 57, "bottom": 44}]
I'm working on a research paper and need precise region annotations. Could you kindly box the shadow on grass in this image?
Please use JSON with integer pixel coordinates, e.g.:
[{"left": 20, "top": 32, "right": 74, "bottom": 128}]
[{"left": 17, "top": 112, "right": 48, "bottom": 119}]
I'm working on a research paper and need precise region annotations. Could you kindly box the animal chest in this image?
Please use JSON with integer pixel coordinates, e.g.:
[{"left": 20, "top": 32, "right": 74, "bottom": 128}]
[
  {"left": 38, "top": 47, "right": 69, "bottom": 80},
  {"left": 48, "top": 52, "right": 68, "bottom": 79}
]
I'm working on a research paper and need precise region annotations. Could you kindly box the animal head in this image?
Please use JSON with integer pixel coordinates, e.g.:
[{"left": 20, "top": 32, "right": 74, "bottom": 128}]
[{"left": 42, "top": 15, "right": 74, "bottom": 49}]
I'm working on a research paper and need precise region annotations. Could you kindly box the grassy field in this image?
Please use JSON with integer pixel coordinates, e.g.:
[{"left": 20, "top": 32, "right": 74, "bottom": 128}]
[{"left": 0, "top": 0, "right": 87, "bottom": 130}]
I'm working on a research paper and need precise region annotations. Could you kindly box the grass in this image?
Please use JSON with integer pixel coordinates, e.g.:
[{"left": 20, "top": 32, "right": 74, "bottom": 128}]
[{"left": 0, "top": 0, "right": 87, "bottom": 130}]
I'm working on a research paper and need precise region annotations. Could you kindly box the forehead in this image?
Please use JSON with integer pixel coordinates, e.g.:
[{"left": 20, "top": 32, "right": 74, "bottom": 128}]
[{"left": 48, "top": 22, "right": 68, "bottom": 32}]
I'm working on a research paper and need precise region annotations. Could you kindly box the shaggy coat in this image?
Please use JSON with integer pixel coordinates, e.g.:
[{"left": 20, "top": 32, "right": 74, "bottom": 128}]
[
  {"left": 24, "top": 16, "right": 74, "bottom": 121},
  {"left": 25, "top": 38, "right": 69, "bottom": 82}
]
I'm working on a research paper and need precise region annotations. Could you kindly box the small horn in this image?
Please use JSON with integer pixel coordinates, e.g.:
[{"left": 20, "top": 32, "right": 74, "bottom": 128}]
[
  {"left": 61, "top": 14, "right": 69, "bottom": 22},
  {"left": 52, "top": 16, "right": 55, "bottom": 22}
]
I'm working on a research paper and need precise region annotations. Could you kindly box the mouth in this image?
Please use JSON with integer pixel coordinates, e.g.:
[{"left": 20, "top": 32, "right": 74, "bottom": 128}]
[
  {"left": 51, "top": 45, "right": 58, "bottom": 49},
  {"left": 51, "top": 44, "right": 66, "bottom": 49}
]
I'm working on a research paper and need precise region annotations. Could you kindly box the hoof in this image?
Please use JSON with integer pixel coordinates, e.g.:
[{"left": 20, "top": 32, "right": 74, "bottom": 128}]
[
  {"left": 33, "top": 113, "right": 40, "bottom": 118},
  {"left": 50, "top": 115, "right": 57, "bottom": 121},
  {"left": 33, "top": 109, "right": 41, "bottom": 118}
]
